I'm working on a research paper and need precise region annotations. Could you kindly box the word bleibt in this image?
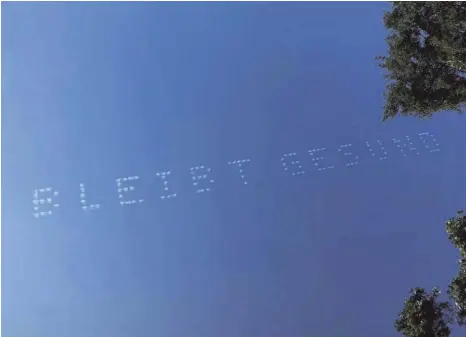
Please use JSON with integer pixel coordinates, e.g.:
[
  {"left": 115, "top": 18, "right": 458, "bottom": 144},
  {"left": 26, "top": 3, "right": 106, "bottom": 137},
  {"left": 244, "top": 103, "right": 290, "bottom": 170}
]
[{"left": 32, "top": 131, "right": 440, "bottom": 218}]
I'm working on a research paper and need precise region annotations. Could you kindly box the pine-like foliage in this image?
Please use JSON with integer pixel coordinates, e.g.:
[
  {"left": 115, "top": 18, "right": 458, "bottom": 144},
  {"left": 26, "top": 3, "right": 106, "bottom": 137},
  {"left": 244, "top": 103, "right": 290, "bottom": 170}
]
[
  {"left": 395, "top": 211, "right": 466, "bottom": 337},
  {"left": 377, "top": 2, "right": 466, "bottom": 120},
  {"left": 446, "top": 211, "right": 466, "bottom": 325},
  {"left": 395, "top": 287, "right": 453, "bottom": 337}
]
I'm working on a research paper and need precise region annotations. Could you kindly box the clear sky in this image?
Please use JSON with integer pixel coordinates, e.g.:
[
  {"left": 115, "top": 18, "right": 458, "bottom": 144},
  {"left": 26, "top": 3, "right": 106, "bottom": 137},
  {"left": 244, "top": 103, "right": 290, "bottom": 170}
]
[{"left": 2, "top": 2, "right": 466, "bottom": 337}]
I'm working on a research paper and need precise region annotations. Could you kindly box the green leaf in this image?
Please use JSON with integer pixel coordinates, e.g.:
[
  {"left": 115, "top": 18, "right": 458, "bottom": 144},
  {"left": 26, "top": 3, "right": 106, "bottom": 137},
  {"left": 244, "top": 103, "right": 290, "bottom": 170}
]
[{"left": 377, "top": 2, "right": 466, "bottom": 120}]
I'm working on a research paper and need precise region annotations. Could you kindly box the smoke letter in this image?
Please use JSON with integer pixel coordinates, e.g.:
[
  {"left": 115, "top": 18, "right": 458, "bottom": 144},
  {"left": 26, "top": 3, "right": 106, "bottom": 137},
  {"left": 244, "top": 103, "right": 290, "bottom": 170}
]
[
  {"left": 337, "top": 143, "right": 359, "bottom": 167},
  {"left": 364, "top": 140, "right": 388, "bottom": 161},
  {"left": 280, "top": 152, "right": 305, "bottom": 176},
  {"left": 116, "top": 176, "right": 144, "bottom": 206},
  {"left": 391, "top": 135, "right": 419, "bottom": 157},
  {"left": 418, "top": 132, "right": 440, "bottom": 153},
  {"left": 155, "top": 171, "right": 177, "bottom": 200},
  {"left": 79, "top": 183, "right": 101, "bottom": 211},
  {"left": 189, "top": 165, "right": 214, "bottom": 193},
  {"left": 308, "top": 148, "right": 335, "bottom": 171},
  {"left": 228, "top": 159, "right": 251, "bottom": 184},
  {"left": 32, "top": 187, "right": 59, "bottom": 218}
]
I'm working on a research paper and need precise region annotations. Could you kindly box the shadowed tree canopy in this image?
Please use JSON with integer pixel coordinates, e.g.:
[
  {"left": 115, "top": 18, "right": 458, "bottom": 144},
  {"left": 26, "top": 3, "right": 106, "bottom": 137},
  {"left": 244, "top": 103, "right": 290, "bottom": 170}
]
[
  {"left": 446, "top": 210, "right": 466, "bottom": 326},
  {"left": 395, "top": 287, "right": 453, "bottom": 337},
  {"left": 377, "top": 1, "right": 466, "bottom": 120},
  {"left": 396, "top": 211, "right": 466, "bottom": 337}
]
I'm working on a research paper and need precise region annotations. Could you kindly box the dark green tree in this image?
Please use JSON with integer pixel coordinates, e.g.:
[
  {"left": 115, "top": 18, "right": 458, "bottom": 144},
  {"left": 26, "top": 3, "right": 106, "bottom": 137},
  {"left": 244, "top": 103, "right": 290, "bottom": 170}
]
[
  {"left": 395, "top": 287, "right": 453, "bottom": 337},
  {"left": 446, "top": 210, "right": 466, "bottom": 326},
  {"left": 379, "top": 4, "right": 466, "bottom": 335},
  {"left": 395, "top": 211, "right": 466, "bottom": 337},
  {"left": 377, "top": 1, "right": 466, "bottom": 120}
]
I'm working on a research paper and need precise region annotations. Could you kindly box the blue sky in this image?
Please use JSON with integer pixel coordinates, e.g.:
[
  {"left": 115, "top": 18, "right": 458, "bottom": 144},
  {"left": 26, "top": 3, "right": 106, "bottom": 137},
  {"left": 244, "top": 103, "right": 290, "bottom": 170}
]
[{"left": 2, "top": 2, "right": 466, "bottom": 337}]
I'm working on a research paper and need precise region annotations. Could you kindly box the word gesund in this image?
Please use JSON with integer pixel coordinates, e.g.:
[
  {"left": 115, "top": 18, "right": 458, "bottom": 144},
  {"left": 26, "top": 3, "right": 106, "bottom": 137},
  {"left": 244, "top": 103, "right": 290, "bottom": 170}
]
[{"left": 32, "top": 132, "right": 440, "bottom": 219}]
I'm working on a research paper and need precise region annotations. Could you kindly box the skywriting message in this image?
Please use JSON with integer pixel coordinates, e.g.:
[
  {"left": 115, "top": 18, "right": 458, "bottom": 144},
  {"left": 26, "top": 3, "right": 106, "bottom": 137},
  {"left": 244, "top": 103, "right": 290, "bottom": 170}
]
[{"left": 32, "top": 131, "right": 440, "bottom": 219}]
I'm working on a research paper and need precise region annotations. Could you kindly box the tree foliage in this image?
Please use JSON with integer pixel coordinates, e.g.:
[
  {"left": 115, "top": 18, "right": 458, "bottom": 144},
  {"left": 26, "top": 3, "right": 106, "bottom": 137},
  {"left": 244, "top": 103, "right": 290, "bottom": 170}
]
[
  {"left": 377, "top": 1, "right": 466, "bottom": 120},
  {"left": 396, "top": 211, "right": 466, "bottom": 337},
  {"left": 395, "top": 287, "right": 453, "bottom": 337},
  {"left": 379, "top": 4, "right": 466, "bottom": 335},
  {"left": 446, "top": 210, "right": 466, "bottom": 326}
]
